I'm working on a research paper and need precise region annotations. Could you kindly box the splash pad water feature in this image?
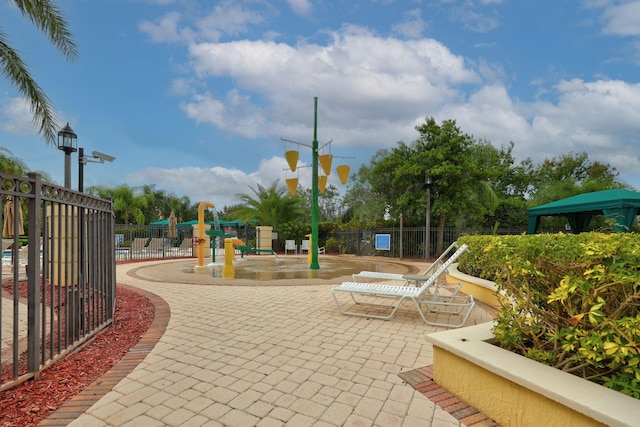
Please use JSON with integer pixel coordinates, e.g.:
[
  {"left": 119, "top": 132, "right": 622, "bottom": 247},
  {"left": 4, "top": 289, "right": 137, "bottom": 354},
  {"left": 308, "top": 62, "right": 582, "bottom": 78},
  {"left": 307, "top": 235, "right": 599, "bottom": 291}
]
[
  {"left": 200, "top": 255, "right": 413, "bottom": 281},
  {"left": 131, "top": 254, "right": 419, "bottom": 286}
]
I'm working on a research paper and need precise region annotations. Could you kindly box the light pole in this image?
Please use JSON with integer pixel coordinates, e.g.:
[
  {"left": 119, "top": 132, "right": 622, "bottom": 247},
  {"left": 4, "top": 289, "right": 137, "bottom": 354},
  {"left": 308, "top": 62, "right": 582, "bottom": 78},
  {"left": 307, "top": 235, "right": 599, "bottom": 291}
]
[
  {"left": 77, "top": 148, "right": 115, "bottom": 337},
  {"left": 425, "top": 176, "right": 433, "bottom": 261},
  {"left": 57, "top": 123, "right": 78, "bottom": 188}
]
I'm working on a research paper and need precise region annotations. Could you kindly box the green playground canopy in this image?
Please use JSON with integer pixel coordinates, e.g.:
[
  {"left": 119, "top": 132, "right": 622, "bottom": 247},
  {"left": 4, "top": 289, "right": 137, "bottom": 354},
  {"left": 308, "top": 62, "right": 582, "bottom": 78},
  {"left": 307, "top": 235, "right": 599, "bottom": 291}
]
[{"left": 527, "top": 189, "right": 640, "bottom": 234}]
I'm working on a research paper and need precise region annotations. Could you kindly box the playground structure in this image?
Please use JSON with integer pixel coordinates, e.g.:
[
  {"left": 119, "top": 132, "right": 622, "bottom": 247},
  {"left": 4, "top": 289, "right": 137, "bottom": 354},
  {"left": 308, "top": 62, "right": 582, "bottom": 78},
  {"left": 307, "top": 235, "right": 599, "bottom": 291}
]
[{"left": 193, "top": 201, "right": 276, "bottom": 277}]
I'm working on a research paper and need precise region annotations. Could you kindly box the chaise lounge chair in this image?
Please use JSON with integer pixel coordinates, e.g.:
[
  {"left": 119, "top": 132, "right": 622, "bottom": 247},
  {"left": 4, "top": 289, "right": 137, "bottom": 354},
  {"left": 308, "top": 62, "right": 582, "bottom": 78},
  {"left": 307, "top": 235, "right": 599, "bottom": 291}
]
[
  {"left": 331, "top": 244, "right": 475, "bottom": 328},
  {"left": 130, "top": 238, "right": 148, "bottom": 252},
  {"left": 178, "top": 238, "right": 193, "bottom": 255},
  {"left": 148, "top": 237, "right": 167, "bottom": 252},
  {"left": 285, "top": 240, "right": 297, "bottom": 255},
  {"left": 353, "top": 241, "right": 459, "bottom": 284}
]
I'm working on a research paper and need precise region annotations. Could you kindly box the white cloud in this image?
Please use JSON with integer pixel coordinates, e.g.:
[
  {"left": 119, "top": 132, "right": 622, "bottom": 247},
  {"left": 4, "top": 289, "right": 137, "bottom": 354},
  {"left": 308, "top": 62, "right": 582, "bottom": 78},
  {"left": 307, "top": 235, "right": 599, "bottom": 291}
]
[
  {"left": 286, "top": 0, "right": 313, "bottom": 16},
  {"left": 441, "top": 78, "right": 640, "bottom": 176},
  {"left": 126, "top": 156, "right": 307, "bottom": 208},
  {"left": 182, "top": 25, "right": 478, "bottom": 148},
  {"left": 600, "top": 1, "right": 640, "bottom": 36},
  {"left": 139, "top": 11, "right": 193, "bottom": 43},
  {"left": 1, "top": 97, "right": 40, "bottom": 136},
  {"left": 392, "top": 9, "right": 428, "bottom": 39},
  {"left": 196, "top": 3, "right": 265, "bottom": 42}
]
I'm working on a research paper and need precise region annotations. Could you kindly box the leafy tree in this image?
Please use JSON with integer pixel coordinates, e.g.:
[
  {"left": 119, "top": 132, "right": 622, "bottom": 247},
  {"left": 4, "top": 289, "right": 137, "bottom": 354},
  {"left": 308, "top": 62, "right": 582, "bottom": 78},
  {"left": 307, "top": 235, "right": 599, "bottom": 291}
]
[
  {"left": 527, "top": 152, "right": 628, "bottom": 230},
  {"left": 343, "top": 154, "right": 390, "bottom": 227},
  {"left": 0, "top": 146, "right": 53, "bottom": 181},
  {"left": 298, "top": 184, "right": 344, "bottom": 222},
  {"left": 1, "top": 0, "right": 78, "bottom": 143},
  {"left": 230, "top": 180, "right": 306, "bottom": 232},
  {"left": 369, "top": 117, "right": 498, "bottom": 253},
  {"left": 0, "top": 147, "right": 29, "bottom": 175},
  {"left": 529, "top": 152, "right": 625, "bottom": 204},
  {"left": 111, "top": 185, "right": 147, "bottom": 225}
]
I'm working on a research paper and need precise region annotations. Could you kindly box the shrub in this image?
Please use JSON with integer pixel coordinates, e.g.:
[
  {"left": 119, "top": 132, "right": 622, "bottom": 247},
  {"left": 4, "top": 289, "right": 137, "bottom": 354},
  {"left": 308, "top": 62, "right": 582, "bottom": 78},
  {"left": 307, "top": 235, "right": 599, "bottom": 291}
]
[
  {"left": 457, "top": 233, "right": 640, "bottom": 398},
  {"left": 324, "top": 237, "right": 344, "bottom": 254}
]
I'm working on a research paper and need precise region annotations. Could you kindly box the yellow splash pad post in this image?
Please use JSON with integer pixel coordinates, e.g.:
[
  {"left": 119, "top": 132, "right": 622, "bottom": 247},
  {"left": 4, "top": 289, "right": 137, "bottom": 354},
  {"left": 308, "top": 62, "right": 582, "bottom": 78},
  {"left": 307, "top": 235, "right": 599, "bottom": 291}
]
[
  {"left": 221, "top": 237, "right": 243, "bottom": 278},
  {"left": 195, "top": 201, "right": 216, "bottom": 272}
]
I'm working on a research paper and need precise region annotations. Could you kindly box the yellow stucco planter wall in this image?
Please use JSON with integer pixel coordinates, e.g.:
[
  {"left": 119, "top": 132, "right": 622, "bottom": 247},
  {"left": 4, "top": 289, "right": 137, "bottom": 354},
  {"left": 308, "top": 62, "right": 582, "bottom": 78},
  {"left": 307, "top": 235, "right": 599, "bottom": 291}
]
[
  {"left": 425, "top": 323, "right": 640, "bottom": 427},
  {"left": 446, "top": 263, "right": 501, "bottom": 310}
]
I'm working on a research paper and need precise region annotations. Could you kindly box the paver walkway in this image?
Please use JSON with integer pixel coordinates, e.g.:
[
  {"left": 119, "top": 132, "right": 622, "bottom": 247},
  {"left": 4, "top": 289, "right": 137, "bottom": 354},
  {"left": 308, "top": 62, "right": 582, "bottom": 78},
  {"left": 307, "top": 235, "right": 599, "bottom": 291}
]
[{"left": 44, "top": 258, "right": 495, "bottom": 426}]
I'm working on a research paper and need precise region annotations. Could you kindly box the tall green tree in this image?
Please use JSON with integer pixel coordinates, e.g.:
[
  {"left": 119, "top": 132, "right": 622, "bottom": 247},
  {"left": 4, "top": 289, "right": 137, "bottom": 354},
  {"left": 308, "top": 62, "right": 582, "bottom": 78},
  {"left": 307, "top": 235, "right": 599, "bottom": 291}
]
[
  {"left": 343, "top": 151, "right": 393, "bottom": 227},
  {"left": 112, "top": 185, "right": 147, "bottom": 225},
  {"left": 527, "top": 152, "right": 627, "bottom": 230},
  {"left": 529, "top": 151, "right": 625, "bottom": 206},
  {"left": 1, "top": 0, "right": 78, "bottom": 143},
  {"left": 231, "top": 180, "right": 306, "bottom": 232},
  {"left": 369, "top": 117, "right": 498, "bottom": 253},
  {"left": 298, "top": 184, "right": 344, "bottom": 222}
]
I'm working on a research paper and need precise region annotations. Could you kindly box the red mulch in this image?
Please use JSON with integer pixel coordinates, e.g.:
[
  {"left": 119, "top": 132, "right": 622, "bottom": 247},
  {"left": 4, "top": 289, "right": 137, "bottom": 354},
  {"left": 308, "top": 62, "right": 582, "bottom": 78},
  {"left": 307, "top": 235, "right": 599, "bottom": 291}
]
[{"left": 0, "top": 285, "right": 154, "bottom": 426}]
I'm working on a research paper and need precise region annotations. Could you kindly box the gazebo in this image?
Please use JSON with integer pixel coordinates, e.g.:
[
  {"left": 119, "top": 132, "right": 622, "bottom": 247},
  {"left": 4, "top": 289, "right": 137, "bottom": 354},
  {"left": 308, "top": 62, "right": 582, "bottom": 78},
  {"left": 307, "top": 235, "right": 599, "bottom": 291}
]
[{"left": 527, "top": 189, "right": 640, "bottom": 234}]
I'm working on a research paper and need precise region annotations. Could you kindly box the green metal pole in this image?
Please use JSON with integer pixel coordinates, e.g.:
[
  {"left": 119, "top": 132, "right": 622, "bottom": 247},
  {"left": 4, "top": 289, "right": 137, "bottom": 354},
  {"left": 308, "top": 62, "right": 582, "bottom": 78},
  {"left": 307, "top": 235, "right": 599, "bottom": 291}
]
[{"left": 310, "top": 97, "right": 320, "bottom": 269}]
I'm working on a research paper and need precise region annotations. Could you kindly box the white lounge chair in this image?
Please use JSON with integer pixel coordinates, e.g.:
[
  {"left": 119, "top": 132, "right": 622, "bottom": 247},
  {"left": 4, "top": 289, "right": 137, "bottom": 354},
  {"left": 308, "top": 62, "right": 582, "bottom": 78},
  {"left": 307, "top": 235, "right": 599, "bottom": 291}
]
[
  {"left": 148, "top": 238, "right": 167, "bottom": 251},
  {"left": 285, "top": 240, "right": 297, "bottom": 255},
  {"left": 332, "top": 244, "right": 474, "bottom": 328},
  {"left": 353, "top": 241, "right": 460, "bottom": 286},
  {"left": 300, "top": 239, "right": 310, "bottom": 254},
  {"left": 130, "top": 238, "right": 148, "bottom": 252},
  {"left": 2, "top": 239, "right": 13, "bottom": 252},
  {"left": 178, "top": 238, "right": 193, "bottom": 255}
]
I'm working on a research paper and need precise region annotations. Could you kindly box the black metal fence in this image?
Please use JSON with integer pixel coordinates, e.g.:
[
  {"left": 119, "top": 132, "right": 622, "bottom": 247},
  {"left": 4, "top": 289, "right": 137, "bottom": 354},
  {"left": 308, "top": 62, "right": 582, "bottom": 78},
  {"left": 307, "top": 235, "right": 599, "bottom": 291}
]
[
  {"left": 113, "top": 223, "right": 258, "bottom": 262},
  {"left": 325, "top": 226, "right": 525, "bottom": 259},
  {"left": 112, "top": 222, "right": 526, "bottom": 262},
  {"left": 1, "top": 172, "right": 115, "bottom": 391}
]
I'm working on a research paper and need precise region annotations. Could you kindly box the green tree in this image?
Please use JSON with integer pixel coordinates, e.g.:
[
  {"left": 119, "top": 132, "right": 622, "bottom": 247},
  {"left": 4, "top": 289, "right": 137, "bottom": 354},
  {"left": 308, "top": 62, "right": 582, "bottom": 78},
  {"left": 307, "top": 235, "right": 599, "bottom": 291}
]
[
  {"left": 0, "top": 147, "right": 29, "bottom": 175},
  {"left": 112, "top": 185, "right": 147, "bottom": 225},
  {"left": 529, "top": 152, "right": 624, "bottom": 205},
  {"left": 369, "top": 117, "right": 498, "bottom": 253},
  {"left": 342, "top": 155, "right": 390, "bottom": 227},
  {"left": 231, "top": 180, "right": 306, "bottom": 232},
  {"left": 527, "top": 152, "right": 627, "bottom": 231},
  {"left": 298, "top": 184, "right": 344, "bottom": 222},
  {"left": 2, "top": 0, "right": 78, "bottom": 143}
]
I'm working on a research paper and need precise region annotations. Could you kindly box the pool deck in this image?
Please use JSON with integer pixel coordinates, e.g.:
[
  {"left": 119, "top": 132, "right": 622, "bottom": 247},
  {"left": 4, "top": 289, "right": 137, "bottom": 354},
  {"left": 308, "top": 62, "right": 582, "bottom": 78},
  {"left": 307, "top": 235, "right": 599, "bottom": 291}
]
[{"left": 39, "top": 255, "right": 498, "bottom": 426}]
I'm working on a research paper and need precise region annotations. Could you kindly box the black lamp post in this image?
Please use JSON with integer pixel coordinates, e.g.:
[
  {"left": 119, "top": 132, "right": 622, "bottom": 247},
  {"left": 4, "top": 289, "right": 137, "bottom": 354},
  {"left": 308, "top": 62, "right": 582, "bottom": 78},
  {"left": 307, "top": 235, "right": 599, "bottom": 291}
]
[
  {"left": 57, "top": 123, "right": 78, "bottom": 188},
  {"left": 425, "top": 176, "right": 433, "bottom": 261}
]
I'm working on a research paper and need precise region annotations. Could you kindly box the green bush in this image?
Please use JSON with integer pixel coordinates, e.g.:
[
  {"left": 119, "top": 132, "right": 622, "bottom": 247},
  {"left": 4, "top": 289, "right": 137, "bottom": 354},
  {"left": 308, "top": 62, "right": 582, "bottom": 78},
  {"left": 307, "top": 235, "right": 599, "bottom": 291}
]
[
  {"left": 324, "top": 237, "right": 344, "bottom": 254},
  {"left": 457, "top": 233, "right": 640, "bottom": 399}
]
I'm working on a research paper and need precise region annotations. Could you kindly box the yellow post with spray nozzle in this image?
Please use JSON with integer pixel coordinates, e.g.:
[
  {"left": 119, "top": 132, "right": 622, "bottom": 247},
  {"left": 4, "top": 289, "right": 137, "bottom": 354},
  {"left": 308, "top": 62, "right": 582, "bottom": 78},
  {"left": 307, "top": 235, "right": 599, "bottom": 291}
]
[{"left": 221, "top": 237, "right": 244, "bottom": 278}]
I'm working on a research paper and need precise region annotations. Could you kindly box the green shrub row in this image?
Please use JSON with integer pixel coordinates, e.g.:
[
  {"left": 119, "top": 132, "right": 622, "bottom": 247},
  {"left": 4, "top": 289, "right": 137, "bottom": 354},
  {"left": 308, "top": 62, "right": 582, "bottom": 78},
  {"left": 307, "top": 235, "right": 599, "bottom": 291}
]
[{"left": 457, "top": 233, "right": 640, "bottom": 399}]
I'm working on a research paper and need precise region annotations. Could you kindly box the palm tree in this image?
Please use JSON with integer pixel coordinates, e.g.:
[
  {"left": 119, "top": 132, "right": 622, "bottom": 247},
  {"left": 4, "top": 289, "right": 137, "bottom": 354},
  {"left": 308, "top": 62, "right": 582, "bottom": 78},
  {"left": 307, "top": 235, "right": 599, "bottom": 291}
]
[
  {"left": 1, "top": 0, "right": 78, "bottom": 143},
  {"left": 112, "top": 185, "right": 147, "bottom": 225},
  {"left": 232, "top": 180, "right": 306, "bottom": 231}
]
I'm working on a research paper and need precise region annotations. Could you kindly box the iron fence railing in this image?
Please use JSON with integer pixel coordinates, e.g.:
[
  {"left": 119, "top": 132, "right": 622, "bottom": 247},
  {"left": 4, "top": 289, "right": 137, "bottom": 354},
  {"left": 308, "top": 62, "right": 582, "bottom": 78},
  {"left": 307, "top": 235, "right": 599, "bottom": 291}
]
[
  {"left": 1, "top": 172, "right": 115, "bottom": 391},
  {"left": 113, "top": 223, "right": 258, "bottom": 262},
  {"left": 325, "top": 226, "right": 526, "bottom": 259}
]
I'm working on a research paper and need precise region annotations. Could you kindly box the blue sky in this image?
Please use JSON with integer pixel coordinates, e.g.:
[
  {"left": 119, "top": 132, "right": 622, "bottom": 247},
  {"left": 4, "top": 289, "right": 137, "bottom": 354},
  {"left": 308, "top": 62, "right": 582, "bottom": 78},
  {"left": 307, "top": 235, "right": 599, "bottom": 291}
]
[{"left": 2, "top": 0, "right": 640, "bottom": 209}]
